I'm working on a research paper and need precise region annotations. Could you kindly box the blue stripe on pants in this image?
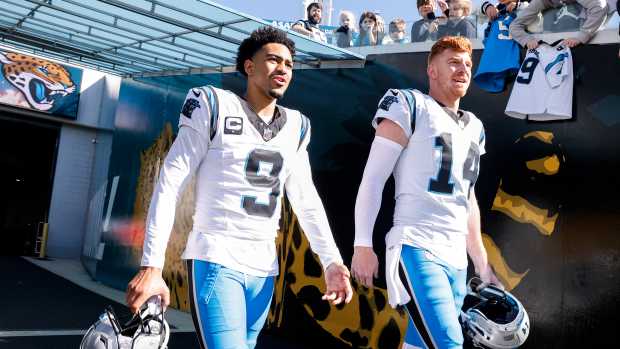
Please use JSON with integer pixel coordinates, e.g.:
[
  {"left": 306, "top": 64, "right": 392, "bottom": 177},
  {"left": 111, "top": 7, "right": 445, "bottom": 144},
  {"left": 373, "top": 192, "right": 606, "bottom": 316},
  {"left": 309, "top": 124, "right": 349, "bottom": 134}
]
[
  {"left": 399, "top": 245, "right": 467, "bottom": 349},
  {"left": 187, "top": 260, "right": 274, "bottom": 349}
]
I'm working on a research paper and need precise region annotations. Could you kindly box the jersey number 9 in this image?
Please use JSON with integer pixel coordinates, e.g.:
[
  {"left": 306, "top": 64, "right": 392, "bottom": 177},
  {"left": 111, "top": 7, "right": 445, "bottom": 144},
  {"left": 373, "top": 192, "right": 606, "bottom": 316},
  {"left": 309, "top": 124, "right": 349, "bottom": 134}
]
[{"left": 242, "top": 149, "right": 284, "bottom": 217}]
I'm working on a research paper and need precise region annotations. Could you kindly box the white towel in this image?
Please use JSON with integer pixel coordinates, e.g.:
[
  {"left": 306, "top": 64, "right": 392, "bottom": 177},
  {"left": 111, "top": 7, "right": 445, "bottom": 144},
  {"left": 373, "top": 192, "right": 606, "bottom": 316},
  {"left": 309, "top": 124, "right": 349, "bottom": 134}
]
[{"left": 385, "top": 227, "right": 411, "bottom": 308}]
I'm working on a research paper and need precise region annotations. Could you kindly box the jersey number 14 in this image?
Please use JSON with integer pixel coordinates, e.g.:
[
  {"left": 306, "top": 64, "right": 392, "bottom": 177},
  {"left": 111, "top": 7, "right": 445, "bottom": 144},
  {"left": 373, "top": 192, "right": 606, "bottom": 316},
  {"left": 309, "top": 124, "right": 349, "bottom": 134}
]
[{"left": 428, "top": 133, "right": 480, "bottom": 196}]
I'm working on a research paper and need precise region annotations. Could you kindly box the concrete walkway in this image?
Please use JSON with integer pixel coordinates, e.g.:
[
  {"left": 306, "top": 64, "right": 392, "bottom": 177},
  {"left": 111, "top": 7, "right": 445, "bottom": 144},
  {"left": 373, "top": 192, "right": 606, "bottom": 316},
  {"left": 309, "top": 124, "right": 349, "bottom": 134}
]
[
  {"left": 23, "top": 256, "right": 194, "bottom": 332},
  {"left": 0, "top": 256, "right": 303, "bottom": 349}
]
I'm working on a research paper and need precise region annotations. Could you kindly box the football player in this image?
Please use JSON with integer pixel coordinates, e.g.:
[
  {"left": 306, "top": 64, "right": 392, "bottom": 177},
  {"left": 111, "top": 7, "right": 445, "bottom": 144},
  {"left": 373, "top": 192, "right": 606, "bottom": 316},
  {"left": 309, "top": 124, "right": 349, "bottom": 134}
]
[
  {"left": 351, "top": 36, "right": 502, "bottom": 349},
  {"left": 126, "top": 26, "right": 353, "bottom": 349}
]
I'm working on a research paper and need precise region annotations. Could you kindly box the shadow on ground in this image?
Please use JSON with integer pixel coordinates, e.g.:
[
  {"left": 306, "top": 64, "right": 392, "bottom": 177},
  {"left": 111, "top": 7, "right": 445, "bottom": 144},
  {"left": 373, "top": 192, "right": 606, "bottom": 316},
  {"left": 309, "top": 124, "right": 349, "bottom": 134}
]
[{"left": 0, "top": 256, "right": 311, "bottom": 349}]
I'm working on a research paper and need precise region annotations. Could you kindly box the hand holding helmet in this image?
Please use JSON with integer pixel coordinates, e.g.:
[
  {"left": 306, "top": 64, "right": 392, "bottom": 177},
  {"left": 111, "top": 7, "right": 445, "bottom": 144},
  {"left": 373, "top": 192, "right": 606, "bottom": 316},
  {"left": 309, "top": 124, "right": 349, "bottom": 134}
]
[
  {"left": 461, "top": 278, "right": 530, "bottom": 348},
  {"left": 80, "top": 296, "right": 170, "bottom": 349}
]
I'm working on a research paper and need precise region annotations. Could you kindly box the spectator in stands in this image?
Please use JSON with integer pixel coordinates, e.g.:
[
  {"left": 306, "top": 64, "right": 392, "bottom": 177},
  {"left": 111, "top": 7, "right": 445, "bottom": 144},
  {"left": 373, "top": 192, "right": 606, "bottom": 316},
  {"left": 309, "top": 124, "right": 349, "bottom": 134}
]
[
  {"left": 388, "top": 18, "right": 411, "bottom": 44},
  {"left": 355, "top": 11, "right": 380, "bottom": 46},
  {"left": 509, "top": 0, "right": 609, "bottom": 49},
  {"left": 479, "top": 0, "right": 529, "bottom": 38},
  {"left": 438, "top": 0, "right": 477, "bottom": 38},
  {"left": 292, "top": 2, "right": 327, "bottom": 43},
  {"left": 481, "top": 0, "right": 524, "bottom": 20},
  {"left": 411, "top": 0, "right": 450, "bottom": 42},
  {"left": 335, "top": 10, "right": 357, "bottom": 48},
  {"left": 375, "top": 14, "right": 392, "bottom": 44}
]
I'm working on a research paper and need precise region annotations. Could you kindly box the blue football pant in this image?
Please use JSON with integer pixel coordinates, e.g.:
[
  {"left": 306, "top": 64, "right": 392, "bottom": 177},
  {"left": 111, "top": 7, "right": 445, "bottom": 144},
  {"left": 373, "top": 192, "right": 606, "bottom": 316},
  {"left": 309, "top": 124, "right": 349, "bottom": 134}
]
[
  {"left": 187, "top": 260, "right": 274, "bottom": 349},
  {"left": 399, "top": 245, "right": 467, "bottom": 349}
]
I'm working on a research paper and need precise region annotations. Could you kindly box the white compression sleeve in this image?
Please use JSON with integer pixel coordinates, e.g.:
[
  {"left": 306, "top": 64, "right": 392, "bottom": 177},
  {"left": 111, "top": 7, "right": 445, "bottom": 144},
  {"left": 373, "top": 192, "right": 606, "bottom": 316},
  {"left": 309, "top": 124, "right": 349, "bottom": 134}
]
[
  {"left": 141, "top": 126, "right": 208, "bottom": 268},
  {"left": 285, "top": 148, "right": 344, "bottom": 270},
  {"left": 354, "top": 136, "right": 404, "bottom": 248}
]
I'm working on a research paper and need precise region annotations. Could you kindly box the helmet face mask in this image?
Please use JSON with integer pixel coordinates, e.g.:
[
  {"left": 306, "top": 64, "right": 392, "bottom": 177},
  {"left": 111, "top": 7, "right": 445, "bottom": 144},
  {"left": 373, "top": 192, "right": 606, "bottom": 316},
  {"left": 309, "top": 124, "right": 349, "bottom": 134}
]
[
  {"left": 461, "top": 278, "right": 530, "bottom": 349},
  {"left": 80, "top": 298, "right": 169, "bottom": 349}
]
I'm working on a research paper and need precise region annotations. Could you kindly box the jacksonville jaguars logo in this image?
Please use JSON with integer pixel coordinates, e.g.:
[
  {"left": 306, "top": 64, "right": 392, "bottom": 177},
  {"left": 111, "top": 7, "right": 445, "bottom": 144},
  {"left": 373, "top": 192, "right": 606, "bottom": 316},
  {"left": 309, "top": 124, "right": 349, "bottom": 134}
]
[
  {"left": 379, "top": 91, "right": 399, "bottom": 111},
  {"left": 181, "top": 98, "right": 200, "bottom": 119},
  {"left": 0, "top": 51, "right": 76, "bottom": 112}
]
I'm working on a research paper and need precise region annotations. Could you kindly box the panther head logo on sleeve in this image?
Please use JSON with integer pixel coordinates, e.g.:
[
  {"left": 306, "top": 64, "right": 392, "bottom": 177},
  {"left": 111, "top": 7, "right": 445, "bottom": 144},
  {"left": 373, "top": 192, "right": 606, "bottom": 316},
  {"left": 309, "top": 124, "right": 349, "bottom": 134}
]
[
  {"left": 379, "top": 89, "right": 400, "bottom": 111},
  {"left": 181, "top": 98, "right": 201, "bottom": 119}
]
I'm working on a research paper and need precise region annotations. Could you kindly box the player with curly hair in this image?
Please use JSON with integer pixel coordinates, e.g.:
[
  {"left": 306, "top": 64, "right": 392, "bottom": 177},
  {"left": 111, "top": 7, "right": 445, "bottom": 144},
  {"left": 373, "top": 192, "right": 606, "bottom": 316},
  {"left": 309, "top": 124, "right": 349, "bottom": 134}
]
[{"left": 126, "top": 26, "right": 352, "bottom": 349}]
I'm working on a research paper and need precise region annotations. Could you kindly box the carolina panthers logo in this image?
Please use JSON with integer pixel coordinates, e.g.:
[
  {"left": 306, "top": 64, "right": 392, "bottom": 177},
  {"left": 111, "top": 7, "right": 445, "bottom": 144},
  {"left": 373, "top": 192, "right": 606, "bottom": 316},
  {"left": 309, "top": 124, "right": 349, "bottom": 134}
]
[
  {"left": 379, "top": 91, "right": 399, "bottom": 111},
  {"left": 181, "top": 98, "right": 200, "bottom": 119},
  {"left": 0, "top": 51, "right": 76, "bottom": 111}
]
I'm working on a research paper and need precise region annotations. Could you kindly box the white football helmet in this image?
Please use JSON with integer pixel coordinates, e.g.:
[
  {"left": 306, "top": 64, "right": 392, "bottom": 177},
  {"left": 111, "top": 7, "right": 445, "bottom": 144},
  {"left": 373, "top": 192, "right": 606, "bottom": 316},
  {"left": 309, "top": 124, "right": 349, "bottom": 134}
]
[
  {"left": 80, "top": 297, "right": 169, "bottom": 349},
  {"left": 461, "top": 278, "right": 530, "bottom": 349}
]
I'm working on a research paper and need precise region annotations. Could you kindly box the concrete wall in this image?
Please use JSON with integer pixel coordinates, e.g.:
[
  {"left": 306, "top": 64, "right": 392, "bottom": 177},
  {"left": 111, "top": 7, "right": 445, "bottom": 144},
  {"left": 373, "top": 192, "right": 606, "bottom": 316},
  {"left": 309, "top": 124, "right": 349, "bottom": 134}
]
[{"left": 46, "top": 72, "right": 121, "bottom": 259}]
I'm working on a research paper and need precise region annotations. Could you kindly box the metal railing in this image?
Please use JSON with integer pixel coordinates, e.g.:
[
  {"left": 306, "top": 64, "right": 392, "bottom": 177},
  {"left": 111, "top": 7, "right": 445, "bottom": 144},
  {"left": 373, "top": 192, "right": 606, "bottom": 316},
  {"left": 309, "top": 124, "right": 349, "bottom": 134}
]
[{"left": 34, "top": 221, "right": 49, "bottom": 259}]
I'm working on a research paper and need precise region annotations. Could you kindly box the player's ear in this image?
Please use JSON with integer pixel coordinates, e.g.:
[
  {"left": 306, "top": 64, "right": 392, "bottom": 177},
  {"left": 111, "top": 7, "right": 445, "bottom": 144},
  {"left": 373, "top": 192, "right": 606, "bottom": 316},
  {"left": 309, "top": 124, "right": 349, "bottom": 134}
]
[
  {"left": 244, "top": 59, "right": 255, "bottom": 76},
  {"left": 427, "top": 62, "right": 437, "bottom": 80}
]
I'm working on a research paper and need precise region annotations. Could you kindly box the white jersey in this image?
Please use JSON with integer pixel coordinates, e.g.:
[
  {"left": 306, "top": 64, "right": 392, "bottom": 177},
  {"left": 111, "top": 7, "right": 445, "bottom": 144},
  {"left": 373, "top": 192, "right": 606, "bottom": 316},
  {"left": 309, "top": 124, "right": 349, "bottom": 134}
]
[
  {"left": 505, "top": 42, "right": 573, "bottom": 121},
  {"left": 141, "top": 86, "right": 342, "bottom": 276},
  {"left": 373, "top": 89, "right": 486, "bottom": 269}
]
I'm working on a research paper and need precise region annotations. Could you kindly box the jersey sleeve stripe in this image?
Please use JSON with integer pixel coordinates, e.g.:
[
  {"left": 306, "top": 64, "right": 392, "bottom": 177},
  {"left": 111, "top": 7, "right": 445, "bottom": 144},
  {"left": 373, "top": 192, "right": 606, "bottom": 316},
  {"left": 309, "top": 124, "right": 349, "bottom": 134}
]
[
  {"left": 204, "top": 86, "right": 219, "bottom": 141},
  {"left": 298, "top": 114, "right": 310, "bottom": 150},
  {"left": 544, "top": 53, "right": 568, "bottom": 75},
  {"left": 401, "top": 89, "right": 417, "bottom": 134}
]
